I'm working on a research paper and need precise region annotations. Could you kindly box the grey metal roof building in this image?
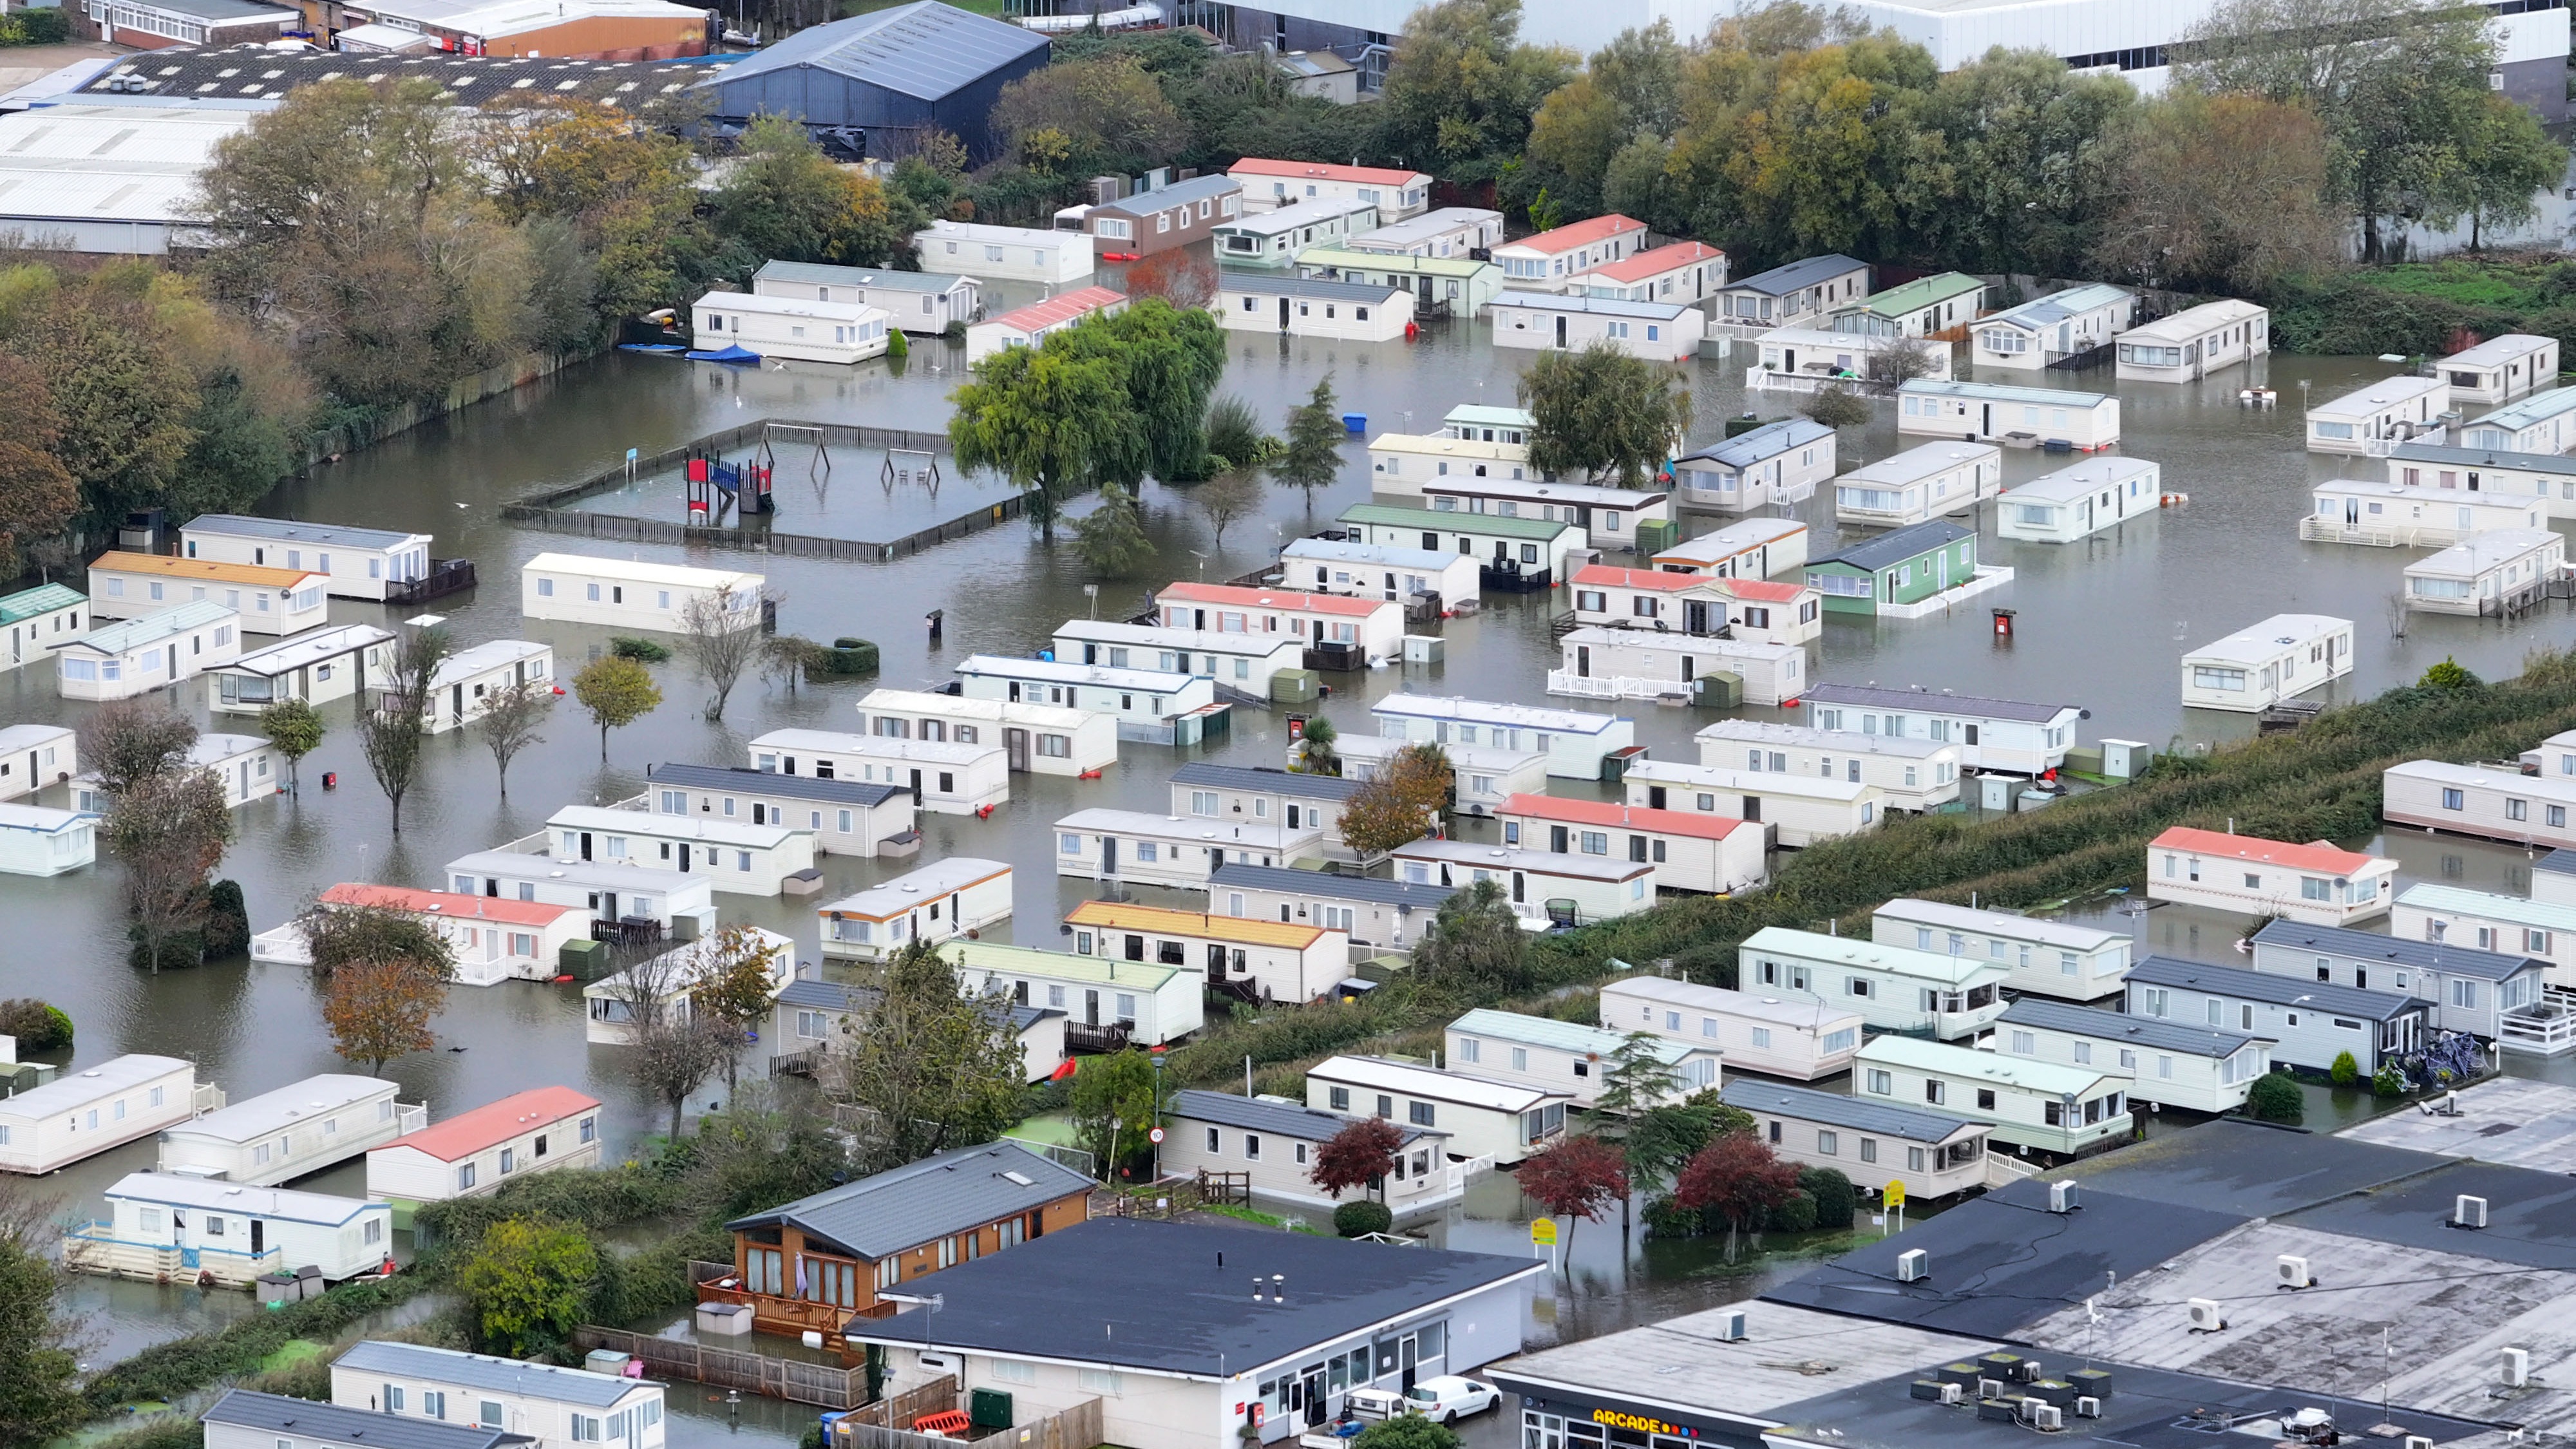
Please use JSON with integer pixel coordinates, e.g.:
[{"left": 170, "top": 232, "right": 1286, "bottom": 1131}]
[
  {"left": 204, "top": 1390, "right": 536, "bottom": 1449},
  {"left": 332, "top": 1342, "right": 658, "bottom": 1408},
  {"left": 1678, "top": 417, "right": 1835, "bottom": 468},
  {"left": 1718, "top": 1081, "right": 1976, "bottom": 1143},
  {"left": 2251, "top": 917, "right": 2539, "bottom": 981},
  {"left": 1796, "top": 683, "right": 2077, "bottom": 724},
  {"left": 696, "top": 2, "right": 1050, "bottom": 160},
  {"left": 1996, "top": 997, "right": 2260, "bottom": 1058},
  {"left": 725, "top": 1139, "right": 1090, "bottom": 1261},
  {"left": 1170, "top": 763, "right": 1367, "bottom": 802},
  {"left": 1207, "top": 862, "right": 1457, "bottom": 909},
  {"left": 645, "top": 762, "right": 905, "bottom": 806},
  {"left": 848, "top": 1217, "right": 1543, "bottom": 1375},
  {"left": 1217, "top": 270, "right": 1406, "bottom": 305},
  {"left": 1812, "top": 519, "right": 1973, "bottom": 573},
  {"left": 2125, "top": 954, "right": 2429, "bottom": 1019},
  {"left": 2388, "top": 440, "right": 2576, "bottom": 476},
  {"left": 1167, "top": 1088, "right": 1444, "bottom": 1144},
  {"left": 1725, "top": 254, "right": 1865, "bottom": 296}
]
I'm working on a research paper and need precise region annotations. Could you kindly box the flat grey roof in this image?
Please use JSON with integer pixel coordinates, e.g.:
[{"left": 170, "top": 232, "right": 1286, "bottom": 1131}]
[
  {"left": 1718, "top": 1080, "right": 1979, "bottom": 1143},
  {"left": 181, "top": 513, "right": 425, "bottom": 549},
  {"left": 2251, "top": 916, "right": 2540, "bottom": 981},
  {"left": 1996, "top": 998, "right": 2257, "bottom": 1057},
  {"left": 1678, "top": 417, "right": 1835, "bottom": 468},
  {"left": 1167, "top": 1088, "right": 1442, "bottom": 1144},
  {"left": 1798, "top": 683, "right": 2076, "bottom": 723},
  {"left": 2338, "top": 1076, "right": 2576, "bottom": 1175},
  {"left": 1724, "top": 254, "right": 1865, "bottom": 296},
  {"left": 753, "top": 260, "right": 971, "bottom": 293},
  {"left": 2053, "top": 1117, "right": 2444, "bottom": 1220},
  {"left": 1095, "top": 173, "right": 1240, "bottom": 214},
  {"left": 1220, "top": 269, "right": 1405, "bottom": 303},
  {"left": 2125, "top": 954, "right": 2428, "bottom": 1020},
  {"left": 726, "top": 1139, "right": 1090, "bottom": 1261},
  {"left": 332, "top": 1342, "right": 656, "bottom": 1408},
  {"left": 1170, "top": 763, "right": 1365, "bottom": 802},
  {"left": 2390, "top": 440, "right": 2576, "bottom": 473},
  {"left": 1207, "top": 862, "right": 1457, "bottom": 909},
  {"left": 204, "top": 1390, "right": 535, "bottom": 1449},
  {"left": 2271, "top": 1156, "right": 2576, "bottom": 1272},
  {"left": 1815, "top": 519, "right": 1972, "bottom": 571},
  {"left": 645, "top": 762, "right": 904, "bottom": 807},
  {"left": 775, "top": 978, "right": 882, "bottom": 1013}
]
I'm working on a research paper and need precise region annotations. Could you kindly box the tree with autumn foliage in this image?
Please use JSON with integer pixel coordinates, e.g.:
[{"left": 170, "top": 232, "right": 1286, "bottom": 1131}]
[
  {"left": 1674, "top": 1132, "right": 1803, "bottom": 1249},
  {"left": 685, "top": 923, "right": 786, "bottom": 1089},
  {"left": 1385, "top": 743, "right": 1453, "bottom": 817},
  {"left": 1513, "top": 1133, "right": 1627, "bottom": 1265},
  {"left": 1337, "top": 775, "right": 1435, "bottom": 859},
  {"left": 0, "top": 355, "right": 77, "bottom": 576},
  {"left": 710, "top": 117, "right": 927, "bottom": 270},
  {"left": 1311, "top": 1116, "right": 1405, "bottom": 1204},
  {"left": 307, "top": 900, "right": 457, "bottom": 1072}
]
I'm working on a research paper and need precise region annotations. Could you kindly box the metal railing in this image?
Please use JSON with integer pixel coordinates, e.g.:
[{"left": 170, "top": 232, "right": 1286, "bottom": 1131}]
[
  {"left": 1546, "top": 670, "right": 1687, "bottom": 701},
  {"left": 2501, "top": 1000, "right": 2576, "bottom": 1055}
]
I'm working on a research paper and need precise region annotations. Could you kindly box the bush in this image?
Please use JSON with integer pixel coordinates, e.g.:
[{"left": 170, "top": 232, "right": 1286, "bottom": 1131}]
[
  {"left": 1767, "top": 1189, "right": 1819, "bottom": 1233},
  {"left": 2421, "top": 657, "right": 2481, "bottom": 690},
  {"left": 0, "top": 998, "right": 72, "bottom": 1052},
  {"left": 84, "top": 1276, "right": 426, "bottom": 1412},
  {"left": 88, "top": 1418, "right": 204, "bottom": 1449},
  {"left": 1333, "top": 1200, "right": 1393, "bottom": 1237},
  {"left": 1354, "top": 1417, "right": 1460, "bottom": 1449},
  {"left": 2246, "top": 1072, "right": 2304, "bottom": 1122},
  {"left": 2329, "top": 1051, "right": 2360, "bottom": 1088},
  {"left": 609, "top": 637, "right": 672, "bottom": 663},
  {"left": 1641, "top": 1193, "right": 1705, "bottom": 1238},
  {"left": 1798, "top": 1167, "right": 1855, "bottom": 1231},
  {"left": 0, "top": 6, "right": 73, "bottom": 43},
  {"left": 203, "top": 880, "right": 251, "bottom": 958},
  {"left": 799, "top": 1424, "right": 828, "bottom": 1449},
  {"left": 2374, "top": 1063, "right": 2407, "bottom": 1097},
  {"left": 942, "top": 320, "right": 967, "bottom": 340},
  {"left": 887, "top": 329, "right": 910, "bottom": 360},
  {"left": 241, "top": 1352, "right": 335, "bottom": 1401},
  {"left": 822, "top": 638, "right": 880, "bottom": 675}
]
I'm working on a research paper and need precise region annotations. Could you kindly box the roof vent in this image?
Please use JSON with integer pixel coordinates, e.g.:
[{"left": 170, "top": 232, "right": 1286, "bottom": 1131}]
[
  {"left": 1896, "top": 1248, "right": 1928, "bottom": 1282},
  {"left": 2047, "top": 1180, "right": 2079, "bottom": 1213},
  {"left": 2456, "top": 1194, "right": 2490, "bottom": 1229}
]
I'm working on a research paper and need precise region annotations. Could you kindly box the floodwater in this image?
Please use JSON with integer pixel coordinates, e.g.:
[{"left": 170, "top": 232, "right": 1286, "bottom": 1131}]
[{"left": 6, "top": 297, "right": 2575, "bottom": 1379}]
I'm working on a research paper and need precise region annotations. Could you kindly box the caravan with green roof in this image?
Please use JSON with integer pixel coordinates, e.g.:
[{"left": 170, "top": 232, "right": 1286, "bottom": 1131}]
[
  {"left": 0, "top": 583, "right": 83, "bottom": 674},
  {"left": 941, "top": 939, "right": 1203, "bottom": 1046}
]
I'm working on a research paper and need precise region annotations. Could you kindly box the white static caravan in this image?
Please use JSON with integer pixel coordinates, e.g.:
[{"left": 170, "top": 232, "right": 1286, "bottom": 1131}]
[
  {"left": 2404, "top": 529, "right": 2566, "bottom": 616},
  {"left": 1557, "top": 627, "right": 1807, "bottom": 708},
  {"left": 1855, "top": 1036, "right": 2131, "bottom": 1158},
  {"left": 582, "top": 928, "right": 794, "bottom": 1048},
  {"left": 1492, "top": 214, "right": 1651, "bottom": 290},
  {"left": 158, "top": 1075, "right": 418, "bottom": 1187},
  {"left": 2111, "top": 299, "right": 2269, "bottom": 383},
  {"left": 1444, "top": 403, "right": 1535, "bottom": 445},
  {"left": 952, "top": 656, "right": 1226, "bottom": 746},
  {"left": 178, "top": 516, "right": 434, "bottom": 604},
  {"left": 1653, "top": 518, "right": 1811, "bottom": 581},
  {"left": 1871, "top": 898, "right": 2130, "bottom": 1003},
  {"left": 1970, "top": 283, "right": 2132, "bottom": 370},
  {"left": 2387, "top": 442, "right": 2576, "bottom": 507},
  {"left": 1446, "top": 1009, "right": 1718, "bottom": 1112},
  {"left": 818, "top": 858, "right": 1014, "bottom": 961},
  {"left": 1622, "top": 759, "right": 1882, "bottom": 848},
  {"left": 916, "top": 219, "right": 1094, "bottom": 284},
  {"left": 1578, "top": 241, "right": 1727, "bottom": 306},
  {"left": 1337, "top": 732, "right": 1548, "bottom": 819},
  {"left": 2181, "top": 613, "right": 2355, "bottom": 713},
  {"left": 1744, "top": 327, "right": 1949, "bottom": 395},
  {"left": 86, "top": 553, "right": 327, "bottom": 638},
  {"left": 87, "top": 732, "right": 278, "bottom": 811},
  {"left": 1800, "top": 685, "right": 2085, "bottom": 777},
  {"left": 1366, "top": 433, "right": 1531, "bottom": 497},
  {"left": 1230, "top": 158, "right": 1432, "bottom": 218},
  {"left": 546, "top": 804, "right": 819, "bottom": 897},
  {"left": 1055, "top": 808, "right": 1322, "bottom": 889},
  {"left": 1569, "top": 566, "right": 1823, "bottom": 648},
  {"left": 418, "top": 641, "right": 551, "bottom": 735},
  {"left": 691, "top": 289, "right": 893, "bottom": 364},
  {"left": 2304, "top": 477, "right": 2548, "bottom": 546},
  {"left": 328, "top": 1341, "right": 668, "bottom": 1449},
  {"left": 1598, "top": 975, "right": 1864, "bottom": 1082},
  {"left": 1157, "top": 582, "right": 1408, "bottom": 664},
  {"left": 1064, "top": 900, "right": 1345, "bottom": 1007},
  {"left": 1347, "top": 207, "right": 1505, "bottom": 260},
  {"left": 520, "top": 554, "right": 764, "bottom": 634},
  {"left": 2307, "top": 375, "right": 2450, "bottom": 455},
  {"left": 1389, "top": 837, "right": 1656, "bottom": 927},
  {"left": 1898, "top": 379, "right": 2120, "bottom": 451},
  {"left": 0, "top": 583, "right": 84, "bottom": 675},
  {"left": 1671, "top": 420, "right": 1839, "bottom": 515},
  {"left": 2395, "top": 884, "right": 2576, "bottom": 992},
  {"left": 1712, "top": 254, "right": 1871, "bottom": 330},
  {"left": 1213, "top": 863, "right": 1457, "bottom": 950},
  {"left": 1218, "top": 272, "right": 1414, "bottom": 342},
  {"left": 652, "top": 761, "right": 916, "bottom": 858},
  {"left": 0, "top": 804, "right": 95, "bottom": 878},
  {"left": 1159, "top": 1091, "right": 1459, "bottom": 1216},
  {"left": 741, "top": 726, "right": 1005, "bottom": 816},
  {"left": 2462, "top": 386, "right": 2576, "bottom": 454},
  {"left": 0, "top": 1055, "right": 213, "bottom": 1175},
  {"left": 942, "top": 940, "right": 1204, "bottom": 1047},
  {"left": 1488, "top": 291, "right": 1705, "bottom": 362},
  {"left": 2248, "top": 916, "right": 2545, "bottom": 1042},
  {"left": 1053, "top": 620, "right": 1307, "bottom": 698},
  {"left": 2147, "top": 826, "right": 2396, "bottom": 926},
  {"left": 751, "top": 260, "right": 980, "bottom": 336},
  {"left": 1738, "top": 926, "right": 2011, "bottom": 1040},
  {"left": 1211, "top": 196, "right": 1381, "bottom": 266},
  {"left": 1996, "top": 457, "right": 2163, "bottom": 544},
  {"left": 1303, "top": 1056, "right": 1569, "bottom": 1164},
  {"left": 365, "top": 1087, "right": 602, "bottom": 1205},
  {"left": 70, "top": 1176, "right": 389, "bottom": 1287},
  {"left": 1993, "top": 998, "right": 2269, "bottom": 1115},
  {"left": 1419, "top": 479, "right": 1675, "bottom": 548},
  {"left": 1696, "top": 719, "right": 1963, "bottom": 813},
  {"left": 1497, "top": 793, "right": 1767, "bottom": 896},
  {"left": 1168, "top": 764, "right": 1371, "bottom": 855},
  {"left": 211, "top": 625, "right": 393, "bottom": 715},
  {"left": 1370, "top": 694, "right": 1634, "bottom": 782},
  {"left": 442, "top": 851, "right": 715, "bottom": 934},
  {"left": 1336, "top": 504, "right": 1586, "bottom": 592},
  {"left": 1832, "top": 442, "right": 2002, "bottom": 528},
  {"left": 1279, "top": 539, "right": 1484, "bottom": 609},
  {"left": 2439, "top": 333, "right": 2561, "bottom": 406},
  {"left": 0, "top": 724, "right": 71, "bottom": 802},
  {"left": 2383, "top": 758, "right": 2576, "bottom": 852},
  {"left": 54, "top": 601, "right": 239, "bottom": 702},
  {"left": 1720, "top": 1081, "right": 1991, "bottom": 1200},
  {"left": 853, "top": 688, "right": 1117, "bottom": 777}
]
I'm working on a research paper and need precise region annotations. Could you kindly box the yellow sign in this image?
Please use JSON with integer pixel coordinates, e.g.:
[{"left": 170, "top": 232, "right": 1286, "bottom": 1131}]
[
  {"left": 1592, "top": 1410, "right": 1691, "bottom": 1437},
  {"left": 1531, "top": 1218, "right": 1560, "bottom": 1246},
  {"left": 1884, "top": 1180, "right": 1908, "bottom": 1208}
]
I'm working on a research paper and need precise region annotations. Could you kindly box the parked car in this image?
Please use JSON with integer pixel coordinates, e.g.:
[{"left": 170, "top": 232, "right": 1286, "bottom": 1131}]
[{"left": 1404, "top": 1377, "right": 1502, "bottom": 1423}]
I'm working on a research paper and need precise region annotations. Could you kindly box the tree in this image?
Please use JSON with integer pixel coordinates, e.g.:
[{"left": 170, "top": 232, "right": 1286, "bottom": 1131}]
[
  {"left": 474, "top": 96, "right": 705, "bottom": 327},
  {"left": 78, "top": 700, "right": 196, "bottom": 798},
  {"left": 2421, "top": 657, "right": 2481, "bottom": 690},
  {"left": 0, "top": 1001, "right": 72, "bottom": 1053},
  {"left": 1193, "top": 469, "right": 1264, "bottom": 550},
  {"left": 1271, "top": 375, "right": 1345, "bottom": 504},
  {"left": 573, "top": 654, "right": 662, "bottom": 759},
  {"left": 477, "top": 678, "right": 551, "bottom": 796},
  {"left": 761, "top": 634, "right": 835, "bottom": 694},
  {"left": 256, "top": 698, "right": 325, "bottom": 795},
  {"left": 990, "top": 55, "right": 1188, "bottom": 178},
  {"left": 1799, "top": 1166, "right": 1856, "bottom": 1229},
  {"left": 2247, "top": 1071, "right": 2305, "bottom": 1121},
  {"left": 1863, "top": 345, "right": 1940, "bottom": 393},
  {"left": 825, "top": 939, "right": 1029, "bottom": 1174},
  {"left": 1201, "top": 393, "right": 1276, "bottom": 475},
  {"left": 1068, "top": 1048, "right": 1161, "bottom": 1182},
  {"left": 1674, "top": 1133, "right": 1803, "bottom": 1247},
  {"left": 609, "top": 944, "right": 740, "bottom": 1142},
  {"left": 359, "top": 625, "right": 451, "bottom": 835},
  {"left": 1520, "top": 342, "right": 1689, "bottom": 486},
  {"left": 0, "top": 1178, "right": 81, "bottom": 1449},
  {"left": 685, "top": 925, "right": 788, "bottom": 1089},
  {"left": 1624, "top": 1099, "right": 1739, "bottom": 1203},
  {"left": 710, "top": 116, "right": 923, "bottom": 269},
  {"left": 1385, "top": 744, "right": 1453, "bottom": 816},
  {"left": 0, "top": 356, "right": 77, "bottom": 576},
  {"left": 949, "top": 341, "right": 1133, "bottom": 542},
  {"left": 1902, "top": 49, "right": 2138, "bottom": 279},
  {"left": 2331, "top": 1050, "right": 2360, "bottom": 1087},
  {"left": 1412, "top": 878, "right": 1530, "bottom": 989},
  {"left": 305, "top": 897, "right": 456, "bottom": 1072},
  {"left": 1802, "top": 384, "right": 1870, "bottom": 430},
  {"left": 1295, "top": 715, "right": 1340, "bottom": 776},
  {"left": 15, "top": 289, "right": 198, "bottom": 533},
  {"left": 1353, "top": 1419, "right": 1460, "bottom": 1449},
  {"left": 1522, "top": 22, "right": 1690, "bottom": 220},
  {"left": 1073, "top": 482, "right": 1155, "bottom": 578},
  {"left": 1046, "top": 301, "right": 1227, "bottom": 486},
  {"left": 2459, "top": 94, "right": 2565, "bottom": 251},
  {"left": 455, "top": 1217, "right": 599, "bottom": 1359},
  {"left": 1380, "top": 0, "right": 1578, "bottom": 184},
  {"left": 1337, "top": 775, "right": 1434, "bottom": 860},
  {"left": 1311, "top": 1116, "right": 1405, "bottom": 1203},
  {"left": 106, "top": 769, "right": 234, "bottom": 974},
  {"left": 1513, "top": 1133, "right": 1627, "bottom": 1264},
  {"left": 2094, "top": 88, "right": 2342, "bottom": 292},
  {"left": 1595, "top": 1032, "right": 1683, "bottom": 1117},
  {"left": 681, "top": 586, "right": 769, "bottom": 721}
]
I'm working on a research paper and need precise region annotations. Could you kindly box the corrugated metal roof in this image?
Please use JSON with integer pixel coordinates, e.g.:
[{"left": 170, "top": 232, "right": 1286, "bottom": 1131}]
[
  {"left": 204, "top": 1390, "right": 534, "bottom": 1449},
  {"left": 646, "top": 762, "right": 904, "bottom": 806},
  {"left": 1718, "top": 1079, "right": 1977, "bottom": 1142},
  {"left": 1168, "top": 1087, "right": 1442, "bottom": 1142},
  {"left": 701, "top": 1, "right": 1047, "bottom": 103},
  {"left": 724, "top": 1139, "right": 1091, "bottom": 1259},
  {"left": 2125, "top": 954, "right": 2429, "bottom": 1019},
  {"left": 332, "top": 1342, "right": 658, "bottom": 1408},
  {"left": 73, "top": 48, "right": 724, "bottom": 108},
  {"left": 1997, "top": 998, "right": 2258, "bottom": 1057}
]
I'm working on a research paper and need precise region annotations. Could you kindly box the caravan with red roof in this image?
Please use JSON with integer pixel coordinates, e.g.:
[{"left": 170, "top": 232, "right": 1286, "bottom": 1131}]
[
  {"left": 1567, "top": 564, "right": 1823, "bottom": 647},
  {"left": 2147, "top": 826, "right": 2397, "bottom": 926},
  {"left": 1227, "top": 158, "right": 1434, "bottom": 219},
  {"left": 366, "top": 1087, "right": 603, "bottom": 1204},
  {"left": 1497, "top": 793, "right": 1766, "bottom": 895}
]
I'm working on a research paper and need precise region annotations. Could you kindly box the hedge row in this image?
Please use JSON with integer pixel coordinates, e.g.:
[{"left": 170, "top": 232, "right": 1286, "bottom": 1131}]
[
  {"left": 2264, "top": 259, "right": 2576, "bottom": 357},
  {"left": 83, "top": 1277, "right": 429, "bottom": 1413}
]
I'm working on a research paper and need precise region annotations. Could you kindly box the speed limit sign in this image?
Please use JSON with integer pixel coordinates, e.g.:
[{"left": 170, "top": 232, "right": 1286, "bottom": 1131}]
[{"left": 1148, "top": 1127, "right": 1166, "bottom": 1144}]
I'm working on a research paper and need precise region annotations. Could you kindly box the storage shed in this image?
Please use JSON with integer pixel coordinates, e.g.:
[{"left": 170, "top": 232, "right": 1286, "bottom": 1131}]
[
  {"left": 1831, "top": 442, "right": 2001, "bottom": 528},
  {"left": 68, "top": 1174, "right": 391, "bottom": 1287},
  {"left": 1600, "top": 976, "right": 1863, "bottom": 1083},
  {"left": 365, "top": 1088, "right": 601, "bottom": 1204},
  {"left": 688, "top": 1, "right": 1049, "bottom": 162},
  {"left": 158, "top": 1075, "right": 418, "bottom": 1187},
  {"left": 1671, "top": 421, "right": 1837, "bottom": 515},
  {"left": 1996, "top": 457, "right": 2163, "bottom": 544},
  {"left": 2180, "top": 613, "right": 2354, "bottom": 713}
]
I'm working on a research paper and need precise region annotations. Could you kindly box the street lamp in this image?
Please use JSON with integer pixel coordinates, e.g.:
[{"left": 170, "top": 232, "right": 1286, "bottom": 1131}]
[{"left": 877, "top": 1291, "right": 946, "bottom": 1390}]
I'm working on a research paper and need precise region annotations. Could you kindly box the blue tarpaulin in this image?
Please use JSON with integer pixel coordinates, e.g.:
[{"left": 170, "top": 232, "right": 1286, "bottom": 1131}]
[{"left": 683, "top": 345, "right": 762, "bottom": 364}]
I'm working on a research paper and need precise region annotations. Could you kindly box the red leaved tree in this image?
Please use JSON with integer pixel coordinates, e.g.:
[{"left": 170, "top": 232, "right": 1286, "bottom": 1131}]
[
  {"left": 1674, "top": 1133, "right": 1803, "bottom": 1249},
  {"left": 1513, "top": 1134, "right": 1628, "bottom": 1266},
  {"left": 1311, "top": 1117, "right": 1405, "bottom": 1202}
]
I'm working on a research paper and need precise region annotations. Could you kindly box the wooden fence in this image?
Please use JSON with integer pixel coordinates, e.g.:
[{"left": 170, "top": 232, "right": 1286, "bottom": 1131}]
[
  {"left": 835, "top": 1391, "right": 1103, "bottom": 1449},
  {"left": 571, "top": 1326, "right": 869, "bottom": 1409}
]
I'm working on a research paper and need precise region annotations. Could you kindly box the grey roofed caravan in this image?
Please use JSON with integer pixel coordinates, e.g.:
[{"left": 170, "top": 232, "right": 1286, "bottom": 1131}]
[
  {"left": 643, "top": 762, "right": 906, "bottom": 808},
  {"left": 2123, "top": 954, "right": 2429, "bottom": 1020},
  {"left": 2251, "top": 916, "right": 2542, "bottom": 982},
  {"left": 1169, "top": 762, "right": 1368, "bottom": 804},
  {"left": 724, "top": 1139, "right": 1091, "bottom": 1261},
  {"left": 1795, "top": 681, "right": 2076, "bottom": 724},
  {"left": 1167, "top": 1087, "right": 1446, "bottom": 1146},
  {"left": 1206, "top": 861, "right": 1458, "bottom": 910},
  {"left": 202, "top": 1390, "right": 536, "bottom": 1449},
  {"left": 1994, "top": 997, "right": 2262, "bottom": 1059},
  {"left": 1678, "top": 417, "right": 1835, "bottom": 469},
  {"left": 1727, "top": 254, "right": 1866, "bottom": 296},
  {"left": 1716, "top": 1080, "right": 1973, "bottom": 1143},
  {"left": 330, "top": 1341, "right": 659, "bottom": 1408}
]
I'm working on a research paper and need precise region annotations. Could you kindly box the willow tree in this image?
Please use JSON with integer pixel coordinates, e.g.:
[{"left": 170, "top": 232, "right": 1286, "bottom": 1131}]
[{"left": 948, "top": 343, "right": 1132, "bottom": 542}]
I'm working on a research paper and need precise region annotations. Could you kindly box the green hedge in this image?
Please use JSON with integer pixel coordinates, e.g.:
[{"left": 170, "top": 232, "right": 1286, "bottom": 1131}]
[
  {"left": 83, "top": 1277, "right": 428, "bottom": 1413},
  {"left": 2265, "top": 258, "right": 2576, "bottom": 358}
]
